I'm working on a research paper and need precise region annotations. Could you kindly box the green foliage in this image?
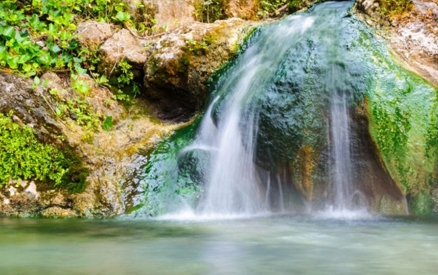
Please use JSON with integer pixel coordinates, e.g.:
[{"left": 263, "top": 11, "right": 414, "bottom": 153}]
[
  {"left": 186, "top": 36, "right": 214, "bottom": 55},
  {"left": 410, "top": 191, "right": 432, "bottom": 215},
  {"left": 109, "top": 59, "right": 141, "bottom": 104},
  {"left": 0, "top": 112, "right": 87, "bottom": 191},
  {"left": 379, "top": 0, "right": 413, "bottom": 17},
  {"left": 194, "top": 0, "right": 227, "bottom": 23},
  {"left": 47, "top": 76, "right": 100, "bottom": 130},
  {"left": 288, "top": 0, "right": 303, "bottom": 13},
  {"left": 258, "top": 0, "right": 289, "bottom": 19},
  {"left": 102, "top": 116, "right": 113, "bottom": 131},
  {"left": 0, "top": 0, "right": 145, "bottom": 106}
]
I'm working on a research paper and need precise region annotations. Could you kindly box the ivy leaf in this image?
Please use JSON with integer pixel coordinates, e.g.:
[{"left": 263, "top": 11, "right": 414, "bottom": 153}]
[
  {"left": 102, "top": 116, "right": 113, "bottom": 131},
  {"left": 114, "top": 11, "right": 130, "bottom": 23},
  {"left": 38, "top": 52, "right": 51, "bottom": 65},
  {"left": 1, "top": 26, "right": 15, "bottom": 38},
  {"left": 7, "top": 56, "right": 19, "bottom": 69},
  {"left": 48, "top": 43, "right": 61, "bottom": 53}
]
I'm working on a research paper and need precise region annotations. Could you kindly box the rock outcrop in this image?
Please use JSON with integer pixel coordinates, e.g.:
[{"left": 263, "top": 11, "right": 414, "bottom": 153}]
[
  {"left": 355, "top": 0, "right": 438, "bottom": 86},
  {"left": 355, "top": 0, "right": 438, "bottom": 214},
  {"left": 144, "top": 18, "right": 258, "bottom": 120},
  {"left": 0, "top": 71, "right": 182, "bottom": 217}
]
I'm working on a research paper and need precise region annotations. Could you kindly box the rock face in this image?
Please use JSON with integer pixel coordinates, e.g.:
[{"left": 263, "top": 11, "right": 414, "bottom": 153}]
[
  {"left": 77, "top": 22, "right": 114, "bottom": 49},
  {"left": 355, "top": 0, "right": 438, "bottom": 214},
  {"left": 0, "top": 71, "right": 181, "bottom": 217},
  {"left": 123, "top": 0, "right": 196, "bottom": 31},
  {"left": 226, "top": 0, "right": 259, "bottom": 19},
  {"left": 99, "top": 28, "right": 150, "bottom": 76},
  {"left": 144, "top": 18, "right": 258, "bottom": 120},
  {"left": 355, "top": 0, "right": 438, "bottom": 86}
]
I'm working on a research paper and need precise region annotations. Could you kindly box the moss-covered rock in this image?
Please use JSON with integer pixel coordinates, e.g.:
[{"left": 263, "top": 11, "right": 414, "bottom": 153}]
[{"left": 366, "top": 54, "right": 438, "bottom": 214}]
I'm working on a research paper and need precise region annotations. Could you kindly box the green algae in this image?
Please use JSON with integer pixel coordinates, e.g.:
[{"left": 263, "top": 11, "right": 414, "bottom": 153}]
[{"left": 365, "top": 45, "right": 438, "bottom": 214}]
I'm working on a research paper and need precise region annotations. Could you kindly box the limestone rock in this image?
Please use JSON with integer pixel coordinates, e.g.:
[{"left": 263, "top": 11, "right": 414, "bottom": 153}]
[
  {"left": 355, "top": 0, "right": 384, "bottom": 23},
  {"left": 144, "top": 18, "right": 258, "bottom": 120},
  {"left": 99, "top": 28, "right": 149, "bottom": 74},
  {"left": 77, "top": 22, "right": 114, "bottom": 49},
  {"left": 0, "top": 71, "right": 62, "bottom": 144},
  {"left": 355, "top": 0, "right": 438, "bottom": 86},
  {"left": 226, "top": 0, "right": 259, "bottom": 20}
]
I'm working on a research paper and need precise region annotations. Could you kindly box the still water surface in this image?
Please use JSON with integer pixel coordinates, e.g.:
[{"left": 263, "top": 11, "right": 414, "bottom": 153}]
[{"left": 1, "top": 215, "right": 437, "bottom": 275}]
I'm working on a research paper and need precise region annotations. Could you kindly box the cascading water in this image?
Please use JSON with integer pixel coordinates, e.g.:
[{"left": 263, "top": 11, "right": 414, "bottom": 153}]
[
  {"left": 183, "top": 2, "right": 362, "bottom": 216},
  {"left": 183, "top": 15, "right": 318, "bottom": 215},
  {"left": 328, "top": 93, "right": 356, "bottom": 212},
  {"left": 138, "top": 0, "right": 414, "bottom": 218}
]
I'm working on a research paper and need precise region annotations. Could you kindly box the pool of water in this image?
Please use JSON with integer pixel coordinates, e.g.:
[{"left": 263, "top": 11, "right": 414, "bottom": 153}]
[{"left": 1, "top": 214, "right": 437, "bottom": 275}]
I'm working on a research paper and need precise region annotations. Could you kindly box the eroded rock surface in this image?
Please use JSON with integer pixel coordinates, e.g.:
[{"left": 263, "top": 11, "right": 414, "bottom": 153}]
[
  {"left": 355, "top": 0, "right": 438, "bottom": 86},
  {"left": 0, "top": 71, "right": 181, "bottom": 217},
  {"left": 144, "top": 18, "right": 258, "bottom": 120}
]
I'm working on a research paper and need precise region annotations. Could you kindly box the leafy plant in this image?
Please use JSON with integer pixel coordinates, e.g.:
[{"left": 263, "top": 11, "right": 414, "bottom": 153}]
[
  {"left": 258, "top": 0, "right": 289, "bottom": 19},
  {"left": 108, "top": 59, "right": 141, "bottom": 104},
  {"left": 194, "top": 0, "right": 227, "bottom": 23},
  {"left": 102, "top": 116, "right": 113, "bottom": 131}
]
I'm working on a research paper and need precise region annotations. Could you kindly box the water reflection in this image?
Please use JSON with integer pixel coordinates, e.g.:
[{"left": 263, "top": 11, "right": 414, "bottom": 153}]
[{"left": 0, "top": 216, "right": 438, "bottom": 275}]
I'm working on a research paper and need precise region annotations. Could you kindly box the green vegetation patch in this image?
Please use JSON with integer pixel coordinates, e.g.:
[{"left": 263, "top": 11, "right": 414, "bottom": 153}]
[
  {"left": 0, "top": 0, "right": 147, "bottom": 106},
  {"left": 194, "top": 0, "right": 227, "bottom": 23},
  {"left": 0, "top": 112, "right": 88, "bottom": 192},
  {"left": 379, "top": 0, "right": 413, "bottom": 17}
]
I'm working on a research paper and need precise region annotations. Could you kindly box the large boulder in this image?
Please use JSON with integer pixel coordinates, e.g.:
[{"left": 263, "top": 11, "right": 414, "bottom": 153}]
[{"left": 144, "top": 18, "right": 258, "bottom": 120}]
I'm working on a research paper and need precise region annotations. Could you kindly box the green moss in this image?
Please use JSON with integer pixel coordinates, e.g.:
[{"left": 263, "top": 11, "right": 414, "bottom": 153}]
[
  {"left": 379, "top": 0, "right": 413, "bottom": 17},
  {"left": 410, "top": 191, "right": 433, "bottom": 215},
  {"left": 0, "top": 112, "right": 88, "bottom": 192},
  {"left": 134, "top": 119, "right": 202, "bottom": 216},
  {"left": 364, "top": 29, "right": 438, "bottom": 214}
]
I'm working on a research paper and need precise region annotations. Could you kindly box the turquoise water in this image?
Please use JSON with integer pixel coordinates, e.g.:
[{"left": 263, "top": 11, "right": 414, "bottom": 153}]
[{"left": 1, "top": 215, "right": 438, "bottom": 274}]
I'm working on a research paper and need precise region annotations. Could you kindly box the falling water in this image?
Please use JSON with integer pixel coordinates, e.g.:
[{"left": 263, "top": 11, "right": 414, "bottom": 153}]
[
  {"left": 329, "top": 93, "right": 355, "bottom": 211},
  {"left": 182, "top": 15, "right": 318, "bottom": 216}
]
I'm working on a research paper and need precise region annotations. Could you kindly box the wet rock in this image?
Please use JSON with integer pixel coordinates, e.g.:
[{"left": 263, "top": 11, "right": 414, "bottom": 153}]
[
  {"left": 379, "top": 194, "right": 407, "bottom": 215},
  {"left": 24, "top": 182, "right": 39, "bottom": 200},
  {"left": 41, "top": 207, "right": 77, "bottom": 218},
  {"left": 144, "top": 18, "right": 258, "bottom": 120}
]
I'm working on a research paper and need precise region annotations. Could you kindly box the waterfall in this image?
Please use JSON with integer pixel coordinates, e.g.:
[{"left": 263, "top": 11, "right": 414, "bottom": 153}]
[
  {"left": 180, "top": 14, "right": 318, "bottom": 216},
  {"left": 181, "top": 1, "right": 365, "bottom": 216},
  {"left": 143, "top": 1, "right": 412, "bottom": 219},
  {"left": 329, "top": 93, "right": 355, "bottom": 211}
]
